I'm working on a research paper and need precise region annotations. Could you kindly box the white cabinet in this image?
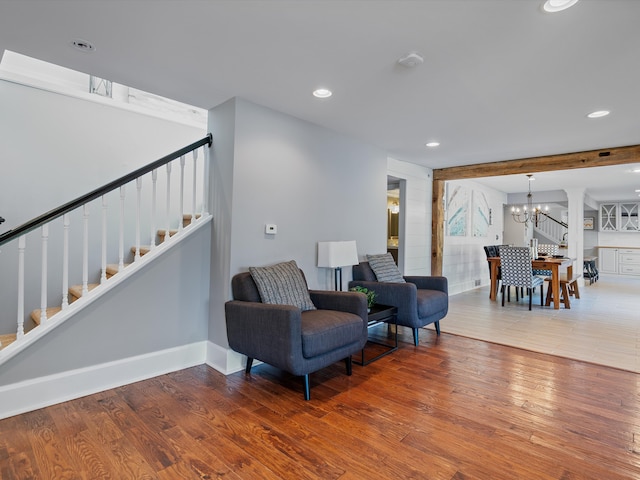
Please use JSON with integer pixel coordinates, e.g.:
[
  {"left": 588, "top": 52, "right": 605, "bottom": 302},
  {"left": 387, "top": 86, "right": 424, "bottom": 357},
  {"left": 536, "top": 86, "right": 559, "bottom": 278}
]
[
  {"left": 599, "top": 202, "right": 640, "bottom": 231},
  {"left": 618, "top": 249, "right": 640, "bottom": 275},
  {"left": 599, "top": 248, "right": 618, "bottom": 274},
  {"left": 600, "top": 203, "right": 618, "bottom": 231},
  {"left": 619, "top": 203, "right": 640, "bottom": 231}
]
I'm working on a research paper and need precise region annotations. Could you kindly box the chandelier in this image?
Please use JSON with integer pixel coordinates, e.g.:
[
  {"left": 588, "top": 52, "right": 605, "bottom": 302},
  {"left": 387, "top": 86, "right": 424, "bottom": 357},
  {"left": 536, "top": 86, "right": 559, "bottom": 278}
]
[{"left": 511, "top": 174, "right": 548, "bottom": 225}]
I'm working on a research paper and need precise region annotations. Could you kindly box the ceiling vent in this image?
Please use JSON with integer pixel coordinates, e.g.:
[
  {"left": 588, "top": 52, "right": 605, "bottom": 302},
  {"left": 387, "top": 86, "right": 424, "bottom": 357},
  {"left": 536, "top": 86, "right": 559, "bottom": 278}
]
[{"left": 397, "top": 52, "right": 424, "bottom": 68}]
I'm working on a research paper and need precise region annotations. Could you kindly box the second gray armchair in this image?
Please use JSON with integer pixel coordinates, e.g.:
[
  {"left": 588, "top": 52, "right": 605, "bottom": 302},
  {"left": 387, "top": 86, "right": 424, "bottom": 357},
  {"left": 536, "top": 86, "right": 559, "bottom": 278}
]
[{"left": 349, "top": 260, "right": 448, "bottom": 346}]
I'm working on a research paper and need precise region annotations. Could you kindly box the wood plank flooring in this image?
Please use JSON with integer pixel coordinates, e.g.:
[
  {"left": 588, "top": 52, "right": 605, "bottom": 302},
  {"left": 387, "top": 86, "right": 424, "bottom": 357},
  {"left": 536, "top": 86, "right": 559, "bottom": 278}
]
[
  {"left": 2, "top": 325, "right": 640, "bottom": 479},
  {"left": 434, "top": 273, "right": 640, "bottom": 373}
]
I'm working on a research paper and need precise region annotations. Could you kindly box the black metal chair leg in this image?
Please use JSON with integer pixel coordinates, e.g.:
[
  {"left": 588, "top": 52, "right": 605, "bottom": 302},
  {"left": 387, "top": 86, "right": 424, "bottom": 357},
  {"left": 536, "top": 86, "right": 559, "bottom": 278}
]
[
  {"left": 528, "top": 288, "right": 533, "bottom": 310},
  {"left": 540, "top": 284, "right": 543, "bottom": 306},
  {"left": 502, "top": 285, "right": 506, "bottom": 306},
  {"left": 303, "top": 374, "right": 311, "bottom": 401},
  {"left": 434, "top": 321, "right": 441, "bottom": 335},
  {"left": 245, "top": 357, "right": 253, "bottom": 374},
  {"left": 413, "top": 328, "right": 419, "bottom": 346},
  {"left": 345, "top": 356, "right": 352, "bottom": 376}
]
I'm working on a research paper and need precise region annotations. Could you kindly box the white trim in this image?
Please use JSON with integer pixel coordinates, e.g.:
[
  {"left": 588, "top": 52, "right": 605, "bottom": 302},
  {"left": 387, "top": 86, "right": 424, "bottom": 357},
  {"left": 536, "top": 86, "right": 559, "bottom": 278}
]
[
  {"left": 205, "top": 340, "right": 254, "bottom": 375},
  {"left": 0, "top": 341, "right": 207, "bottom": 420}
]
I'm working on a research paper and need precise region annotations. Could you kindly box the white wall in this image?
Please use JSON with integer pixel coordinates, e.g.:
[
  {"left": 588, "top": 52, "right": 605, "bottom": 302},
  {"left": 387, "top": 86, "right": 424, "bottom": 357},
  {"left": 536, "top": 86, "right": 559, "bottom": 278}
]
[
  {"left": 387, "top": 158, "right": 432, "bottom": 276},
  {"left": 443, "top": 179, "right": 507, "bottom": 295},
  {"left": 208, "top": 98, "right": 388, "bottom": 358}
]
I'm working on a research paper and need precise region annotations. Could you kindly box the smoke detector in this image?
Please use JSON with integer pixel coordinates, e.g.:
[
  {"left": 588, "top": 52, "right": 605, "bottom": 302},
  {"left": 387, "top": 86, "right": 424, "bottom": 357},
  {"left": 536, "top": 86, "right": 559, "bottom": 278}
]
[{"left": 397, "top": 52, "right": 424, "bottom": 68}]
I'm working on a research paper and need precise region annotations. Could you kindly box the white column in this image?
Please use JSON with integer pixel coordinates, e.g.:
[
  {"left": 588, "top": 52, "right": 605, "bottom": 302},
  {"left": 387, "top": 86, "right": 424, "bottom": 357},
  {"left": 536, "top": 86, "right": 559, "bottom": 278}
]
[{"left": 564, "top": 187, "right": 585, "bottom": 285}]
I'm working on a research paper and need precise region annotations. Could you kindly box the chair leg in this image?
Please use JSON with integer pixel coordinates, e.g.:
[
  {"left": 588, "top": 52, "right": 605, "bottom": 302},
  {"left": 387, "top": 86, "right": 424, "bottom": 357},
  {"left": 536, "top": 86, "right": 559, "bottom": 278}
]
[
  {"left": 528, "top": 288, "right": 532, "bottom": 310},
  {"left": 502, "top": 285, "right": 506, "bottom": 306},
  {"left": 345, "top": 356, "right": 352, "bottom": 376},
  {"left": 434, "top": 320, "right": 441, "bottom": 335},
  {"left": 540, "top": 284, "right": 544, "bottom": 306},
  {"left": 413, "top": 328, "right": 419, "bottom": 346},
  {"left": 245, "top": 357, "right": 253, "bottom": 374},
  {"left": 303, "top": 374, "right": 311, "bottom": 401}
]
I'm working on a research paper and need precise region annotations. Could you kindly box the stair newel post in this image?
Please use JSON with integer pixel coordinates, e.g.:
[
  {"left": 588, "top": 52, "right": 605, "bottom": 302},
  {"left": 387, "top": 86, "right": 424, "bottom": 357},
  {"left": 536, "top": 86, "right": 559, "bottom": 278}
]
[
  {"left": 150, "top": 169, "right": 158, "bottom": 251},
  {"left": 39, "top": 224, "right": 49, "bottom": 324},
  {"left": 134, "top": 177, "right": 142, "bottom": 261},
  {"left": 118, "top": 186, "right": 126, "bottom": 271},
  {"left": 17, "top": 235, "right": 26, "bottom": 339},
  {"left": 202, "top": 144, "right": 210, "bottom": 216},
  {"left": 179, "top": 155, "right": 185, "bottom": 233},
  {"left": 62, "top": 214, "right": 70, "bottom": 308},
  {"left": 165, "top": 162, "right": 172, "bottom": 243},
  {"left": 82, "top": 204, "right": 90, "bottom": 297},
  {"left": 192, "top": 149, "right": 198, "bottom": 223}
]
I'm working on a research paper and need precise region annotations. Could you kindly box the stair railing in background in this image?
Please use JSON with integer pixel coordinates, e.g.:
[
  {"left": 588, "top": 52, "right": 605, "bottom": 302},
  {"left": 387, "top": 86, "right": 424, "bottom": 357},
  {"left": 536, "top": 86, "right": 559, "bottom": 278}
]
[
  {"left": 534, "top": 211, "right": 568, "bottom": 245},
  {"left": 0, "top": 134, "right": 212, "bottom": 352}
]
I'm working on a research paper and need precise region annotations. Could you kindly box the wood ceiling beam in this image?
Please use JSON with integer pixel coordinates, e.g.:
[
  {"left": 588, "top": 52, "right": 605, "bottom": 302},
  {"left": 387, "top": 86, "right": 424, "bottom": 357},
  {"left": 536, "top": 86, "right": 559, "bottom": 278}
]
[
  {"left": 432, "top": 144, "right": 640, "bottom": 181},
  {"left": 430, "top": 144, "right": 640, "bottom": 275}
]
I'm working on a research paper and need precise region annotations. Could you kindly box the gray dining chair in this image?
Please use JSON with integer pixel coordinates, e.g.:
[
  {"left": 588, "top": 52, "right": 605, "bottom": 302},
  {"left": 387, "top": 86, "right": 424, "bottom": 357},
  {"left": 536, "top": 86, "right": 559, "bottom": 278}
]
[{"left": 498, "top": 246, "right": 544, "bottom": 310}]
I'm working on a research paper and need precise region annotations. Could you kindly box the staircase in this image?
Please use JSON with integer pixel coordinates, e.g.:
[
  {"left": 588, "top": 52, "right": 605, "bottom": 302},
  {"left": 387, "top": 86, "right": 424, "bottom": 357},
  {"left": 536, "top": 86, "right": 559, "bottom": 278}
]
[
  {"left": 533, "top": 211, "right": 568, "bottom": 245},
  {"left": 8, "top": 214, "right": 200, "bottom": 351},
  {"left": 0, "top": 135, "right": 212, "bottom": 358}
]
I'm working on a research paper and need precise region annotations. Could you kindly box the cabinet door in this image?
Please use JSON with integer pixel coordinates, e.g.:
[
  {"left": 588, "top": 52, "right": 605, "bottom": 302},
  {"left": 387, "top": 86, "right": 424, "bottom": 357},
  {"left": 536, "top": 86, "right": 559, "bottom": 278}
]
[
  {"left": 599, "top": 248, "right": 618, "bottom": 274},
  {"left": 599, "top": 203, "right": 618, "bottom": 231},
  {"left": 619, "top": 203, "right": 640, "bottom": 231}
]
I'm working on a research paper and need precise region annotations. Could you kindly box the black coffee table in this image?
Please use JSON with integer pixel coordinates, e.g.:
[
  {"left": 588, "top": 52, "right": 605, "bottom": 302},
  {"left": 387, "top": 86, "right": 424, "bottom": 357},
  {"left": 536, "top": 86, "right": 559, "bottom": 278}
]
[{"left": 353, "top": 304, "right": 398, "bottom": 365}]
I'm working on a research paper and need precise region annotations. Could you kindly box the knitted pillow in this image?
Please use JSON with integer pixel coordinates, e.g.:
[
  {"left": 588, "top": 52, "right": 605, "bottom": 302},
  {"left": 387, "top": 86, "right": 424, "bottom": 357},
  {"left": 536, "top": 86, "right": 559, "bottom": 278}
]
[
  {"left": 249, "top": 260, "right": 316, "bottom": 311},
  {"left": 366, "top": 253, "right": 405, "bottom": 283}
]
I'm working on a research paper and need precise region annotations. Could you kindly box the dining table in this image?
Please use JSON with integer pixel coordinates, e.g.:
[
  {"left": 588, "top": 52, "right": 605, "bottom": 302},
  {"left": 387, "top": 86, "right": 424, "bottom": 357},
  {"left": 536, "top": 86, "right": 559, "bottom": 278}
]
[{"left": 488, "top": 256, "right": 574, "bottom": 310}]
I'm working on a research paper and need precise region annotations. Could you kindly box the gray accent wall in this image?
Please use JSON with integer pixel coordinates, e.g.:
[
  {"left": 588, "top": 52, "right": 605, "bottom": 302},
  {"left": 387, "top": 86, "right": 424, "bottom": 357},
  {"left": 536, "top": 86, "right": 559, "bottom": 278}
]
[{"left": 208, "top": 98, "right": 388, "bottom": 351}]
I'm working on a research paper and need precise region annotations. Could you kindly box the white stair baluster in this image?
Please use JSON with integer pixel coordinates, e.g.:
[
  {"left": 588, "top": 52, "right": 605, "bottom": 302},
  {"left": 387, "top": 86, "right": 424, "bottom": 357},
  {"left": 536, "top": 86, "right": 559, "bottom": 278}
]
[
  {"left": 150, "top": 169, "right": 158, "bottom": 250},
  {"left": 62, "top": 214, "right": 70, "bottom": 308},
  {"left": 192, "top": 149, "right": 198, "bottom": 222},
  {"left": 119, "top": 186, "right": 125, "bottom": 271},
  {"left": 82, "top": 204, "right": 89, "bottom": 296},
  {"left": 101, "top": 195, "right": 108, "bottom": 283},
  {"left": 17, "top": 236, "right": 26, "bottom": 339},
  {"left": 165, "top": 162, "right": 172, "bottom": 242},
  {"left": 135, "top": 177, "right": 142, "bottom": 261},
  {"left": 40, "top": 224, "right": 49, "bottom": 324},
  {"left": 179, "top": 155, "right": 185, "bottom": 232}
]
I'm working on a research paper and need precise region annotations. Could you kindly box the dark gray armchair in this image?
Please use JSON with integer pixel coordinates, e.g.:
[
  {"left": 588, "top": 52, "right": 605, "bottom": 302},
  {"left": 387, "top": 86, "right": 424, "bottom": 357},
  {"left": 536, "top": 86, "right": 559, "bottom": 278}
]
[
  {"left": 225, "top": 271, "right": 368, "bottom": 400},
  {"left": 349, "top": 262, "right": 448, "bottom": 346}
]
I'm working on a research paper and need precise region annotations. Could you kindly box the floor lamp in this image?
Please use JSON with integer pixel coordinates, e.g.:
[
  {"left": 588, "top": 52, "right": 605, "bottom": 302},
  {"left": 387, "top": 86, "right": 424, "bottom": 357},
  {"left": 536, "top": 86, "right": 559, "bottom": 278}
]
[{"left": 317, "top": 240, "right": 359, "bottom": 291}]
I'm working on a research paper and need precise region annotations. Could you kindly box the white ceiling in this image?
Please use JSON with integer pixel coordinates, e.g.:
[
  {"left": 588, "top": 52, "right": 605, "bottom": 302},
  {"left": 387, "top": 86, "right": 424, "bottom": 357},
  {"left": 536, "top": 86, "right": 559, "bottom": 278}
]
[{"left": 1, "top": 0, "right": 640, "bottom": 199}]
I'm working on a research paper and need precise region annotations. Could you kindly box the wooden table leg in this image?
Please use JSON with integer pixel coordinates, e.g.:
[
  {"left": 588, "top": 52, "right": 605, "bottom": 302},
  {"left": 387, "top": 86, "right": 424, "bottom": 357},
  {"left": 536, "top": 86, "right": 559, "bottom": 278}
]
[{"left": 551, "top": 264, "right": 560, "bottom": 310}]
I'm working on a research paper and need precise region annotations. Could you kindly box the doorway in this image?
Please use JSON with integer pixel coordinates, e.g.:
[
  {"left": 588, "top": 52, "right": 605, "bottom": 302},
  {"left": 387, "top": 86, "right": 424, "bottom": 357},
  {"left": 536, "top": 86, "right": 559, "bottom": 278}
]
[{"left": 387, "top": 176, "right": 404, "bottom": 268}]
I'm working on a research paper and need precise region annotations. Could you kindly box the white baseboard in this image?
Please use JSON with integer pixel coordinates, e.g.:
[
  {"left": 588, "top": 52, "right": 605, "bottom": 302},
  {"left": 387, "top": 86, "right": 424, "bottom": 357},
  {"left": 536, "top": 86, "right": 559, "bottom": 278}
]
[
  {"left": 0, "top": 341, "right": 207, "bottom": 420},
  {"left": 205, "top": 340, "right": 251, "bottom": 375}
]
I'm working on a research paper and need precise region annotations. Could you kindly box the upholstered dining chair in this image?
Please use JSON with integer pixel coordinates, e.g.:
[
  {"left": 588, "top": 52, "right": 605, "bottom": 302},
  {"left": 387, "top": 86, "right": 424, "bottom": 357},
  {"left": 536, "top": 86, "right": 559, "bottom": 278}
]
[
  {"left": 498, "top": 246, "right": 544, "bottom": 310},
  {"left": 533, "top": 243, "right": 559, "bottom": 276}
]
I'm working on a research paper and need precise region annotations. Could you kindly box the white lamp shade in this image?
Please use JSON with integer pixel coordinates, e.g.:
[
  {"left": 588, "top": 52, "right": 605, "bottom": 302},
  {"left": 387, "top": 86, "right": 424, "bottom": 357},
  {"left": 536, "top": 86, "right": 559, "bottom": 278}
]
[{"left": 317, "top": 241, "right": 359, "bottom": 268}]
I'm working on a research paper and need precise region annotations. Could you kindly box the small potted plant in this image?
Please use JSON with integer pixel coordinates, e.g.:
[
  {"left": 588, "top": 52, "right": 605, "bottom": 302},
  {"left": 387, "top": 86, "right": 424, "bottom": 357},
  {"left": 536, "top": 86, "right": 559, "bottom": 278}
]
[{"left": 349, "top": 286, "right": 377, "bottom": 312}]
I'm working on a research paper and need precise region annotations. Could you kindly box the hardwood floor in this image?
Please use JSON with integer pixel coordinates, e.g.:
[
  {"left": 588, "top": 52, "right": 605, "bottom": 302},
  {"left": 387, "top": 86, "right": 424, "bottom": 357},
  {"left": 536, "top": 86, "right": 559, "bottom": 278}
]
[{"left": 2, "top": 324, "right": 640, "bottom": 479}]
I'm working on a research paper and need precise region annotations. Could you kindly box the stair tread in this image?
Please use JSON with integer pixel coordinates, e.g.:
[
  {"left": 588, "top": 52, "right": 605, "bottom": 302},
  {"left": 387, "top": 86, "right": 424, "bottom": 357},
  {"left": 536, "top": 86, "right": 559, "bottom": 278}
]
[
  {"left": 69, "top": 283, "right": 99, "bottom": 298},
  {"left": 30, "top": 307, "right": 63, "bottom": 325},
  {"left": 0, "top": 333, "right": 17, "bottom": 349},
  {"left": 106, "top": 263, "right": 131, "bottom": 274}
]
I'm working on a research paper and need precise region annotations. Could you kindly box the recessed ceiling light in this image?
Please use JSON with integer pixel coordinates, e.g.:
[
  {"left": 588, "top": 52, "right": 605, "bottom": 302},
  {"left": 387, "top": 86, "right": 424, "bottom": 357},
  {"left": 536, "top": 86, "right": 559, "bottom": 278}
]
[
  {"left": 426, "top": 142, "right": 440, "bottom": 148},
  {"left": 587, "top": 110, "right": 610, "bottom": 118},
  {"left": 633, "top": 169, "right": 640, "bottom": 173},
  {"left": 542, "top": 0, "right": 580, "bottom": 13},
  {"left": 313, "top": 88, "right": 332, "bottom": 98},
  {"left": 70, "top": 38, "right": 95, "bottom": 53}
]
